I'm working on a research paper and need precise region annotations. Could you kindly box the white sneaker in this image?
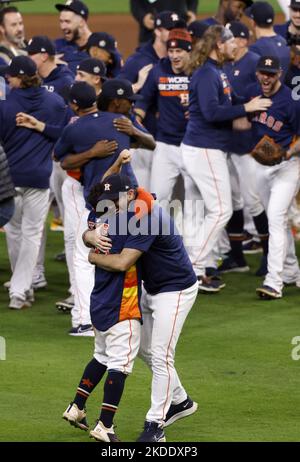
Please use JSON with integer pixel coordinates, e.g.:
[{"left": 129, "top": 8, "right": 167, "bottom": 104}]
[
  {"left": 9, "top": 296, "right": 31, "bottom": 310},
  {"left": 56, "top": 295, "right": 74, "bottom": 312},
  {"left": 32, "top": 273, "right": 47, "bottom": 290},
  {"left": 90, "top": 420, "right": 120, "bottom": 442},
  {"left": 3, "top": 281, "right": 10, "bottom": 290},
  {"left": 63, "top": 403, "right": 89, "bottom": 431}
]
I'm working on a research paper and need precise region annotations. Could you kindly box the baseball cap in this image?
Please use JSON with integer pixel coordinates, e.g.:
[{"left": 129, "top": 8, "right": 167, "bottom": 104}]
[
  {"left": 226, "top": 21, "right": 250, "bottom": 39},
  {"left": 68, "top": 81, "right": 97, "bottom": 108},
  {"left": 55, "top": 0, "right": 89, "bottom": 20},
  {"left": 98, "top": 174, "right": 134, "bottom": 201},
  {"left": 290, "top": 0, "right": 300, "bottom": 9},
  {"left": 2, "top": 56, "right": 37, "bottom": 77},
  {"left": 100, "top": 78, "right": 143, "bottom": 101},
  {"left": 77, "top": 58, "right": 107, "bottom": 78},
  {"left": 154, "top": 11, "right": 186, "bottom": 30},
  {"left": 86, "top": 32, "right": 117, "bottom": 54},
  {"left": 187, "top": 20, "right": 209, "bottom": 39},
  {"left": 167, "top": 29, "right": 192, "bottom": 51},
  {"left": 256, "top": 55, "right": 281, "bottom": 73},
  {"left": 27, "top": 35, "right": 56, "bottom": 56},
  {"left": 245, "top": 1, "right": 274, "bottom": 26}
]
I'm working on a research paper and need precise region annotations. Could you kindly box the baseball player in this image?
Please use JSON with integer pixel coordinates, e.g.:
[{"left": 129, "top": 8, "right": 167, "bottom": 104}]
[
  {"left": 54, "top": 0, "right": 91, "bottom": 74},
  {"left": 86, "top": 32, "right": 123, "bottom": 78},
  {"left": 134, "top": 28, "right": 192, "bottom": 206},
  {"left": 277, "top": 0, "right": 293, "bottom": 20},
  {"left": 0, "top": 56, "right": 67, "bottom": 309},
  {"left": 181, "top": 25, "right": 272, "bottom": 292},
  {"left": 130, "top": 0, "right": 198, "bottom": 44},
  {"left": 0, "top": 143, "right": 15, "bottom": 228},
  {"left": 118, "top": 11, "right": 184, "bottom": 189},
  {"left": 247, "top": 2, "right": 291, "bottom": 80},
  {"left": 221, "top": 21, "right": 270, "bottom": 275},
  {"left": 54, "top": 81, "right": 138, "bottom": 335},
  {"left": 275, "top": 0, "right": 300, "bottom": 41},
  {"left": 75, "top": 57, "right": 107, "bottom": 96},
  {"left": 63, "top": 169, "right": 145, "bottom": 442},
  {"left": 83, "top": 170, "right": 198, "bottom": 443},
  {"left": 202, "top": 0, "right": 253, "bottom": 26},
  {"left": 0, "top": 6, "right": 27, "bottom": 64},
  {"left": 246, "top": 56, "right": 300, "bottom": 299}
]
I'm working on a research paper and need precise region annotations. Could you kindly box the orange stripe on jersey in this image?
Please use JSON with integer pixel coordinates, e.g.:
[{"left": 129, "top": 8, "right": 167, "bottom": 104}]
[
  {"left": 160, "top": 90, "right": 184, "bottom": 97},
  {"left": 67, "top": 168, "right": 81, "bottom": 181},
  {"left": 119, "top": 265, "right": 141, "bottom": 322}
]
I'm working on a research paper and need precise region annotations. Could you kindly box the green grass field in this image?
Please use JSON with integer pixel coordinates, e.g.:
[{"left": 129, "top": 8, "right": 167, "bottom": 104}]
[
  {"left": 0, "top": 224, "right": 299, "bottom": 442},
  {"left": 16, "top": 0, "right": 281, "bottom": 15}
]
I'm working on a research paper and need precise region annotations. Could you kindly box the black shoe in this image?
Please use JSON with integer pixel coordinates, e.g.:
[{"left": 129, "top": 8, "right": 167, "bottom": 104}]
[
  {"left": 55, "top": 251, "right": 66, "bottom": 262},
  {"left": 164, "top": 396, "right": 198, "bottom": 428},
  {"left": 68, "top": 324, "right": 94, "bottom": 337},
  {"left": 136, "top": 421, "right": 166, "bottom": 442},
  {"left": 198, "top": 275, "right": 225, "bottom": 293},
  {"left": 218, "top": 256, "right": 249, "bottom": 273}
]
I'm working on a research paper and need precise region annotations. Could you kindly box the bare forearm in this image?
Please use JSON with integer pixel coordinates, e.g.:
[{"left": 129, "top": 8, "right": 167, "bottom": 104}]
[
  {"left": 131, "top": 126, "right": 156, "bottom": 150},
  {"left": 61, "top": 149, "right": 111, "bottom": 170},
  {"left": 89, "top": 252, "right": 127, "bottom": 272}
]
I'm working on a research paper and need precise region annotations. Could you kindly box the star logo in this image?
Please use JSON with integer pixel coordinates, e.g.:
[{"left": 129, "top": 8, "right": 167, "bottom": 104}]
[
  {"left": 94, "top": 66, "right": 100, "bottom": 74},
  {"left": 99, "top": 40, "right": 106, "bottom": 47},
  {"left": 104, "top": 183, "right": 111, "bottom": 191},
  {"left": 117, "top": 88, "right": 124, "bottom": 96},
  {"left": 234, "top": 70, "right": 240, "bottom": 76},
  {"left": 171, "top": 40, "right": 177, "bottom": 47},
  {"left": 171, "top": 13, "right": 179, "bottom": 21},
  {"left": 82, "top": 378, "right": 94, "bottom": 388},
  {"left": 265, "top": 59, "right": 273, "bottom": 66}
]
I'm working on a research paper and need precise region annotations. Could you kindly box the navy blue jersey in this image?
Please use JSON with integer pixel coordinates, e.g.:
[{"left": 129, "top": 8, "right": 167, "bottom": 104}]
[
  {"left": 246, "top": 83, "right": 300, "bottom": 149},
  {"left": 274, "top": 21, "right": 290, "bottom": 40},
  {"left": 0, "top": 87, "right": 67, "bottom": 189},
  {"left": 249, "top": 35, "right": 290, "bottom": 80},
  {"left": 202, "top": 17, "right": 219, "bottom": 26},
  {"left": 118, "top": 41, "right": 160, "bottom": 136},
  {"left": 135, "top": 57, "right": 190, "bottom": 146},
  {"left": 54, "top": 111, "right": 137, "bottom": 203},
  {"left": 224, "top": 51, "right": 260, "bottom": 154},
  {"left": 125, "top": 204, "right": 197, "bottom": 295},
  {"left": 55, "top": 38, "right": 89, "bottom": 74},
  {"left": 42, "top": 64, "right": 74, "bottom": 98},
  {"left": 183, "top": 58, "right": 246, "bottom": 150},
  {"left": 88, "top": 209, "right": 143, "bottom": 332}
]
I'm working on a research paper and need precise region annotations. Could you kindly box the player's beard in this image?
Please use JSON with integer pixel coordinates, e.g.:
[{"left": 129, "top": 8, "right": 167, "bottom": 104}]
[
  {"left": 6, "top": 31, "right": 25, "bottom": 48},
  {"left": 65, "top": 27, "right": 81, "bottom": 43}
]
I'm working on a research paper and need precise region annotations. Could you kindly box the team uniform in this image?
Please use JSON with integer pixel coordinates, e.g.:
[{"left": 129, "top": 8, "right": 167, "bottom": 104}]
[
  {"left": 0, "top": 84, "right": 67, "bottom": 306},
  {"left": 135, "top": 57, "right": 190, "bottom": 206},
  {"left": 55, "top": 38, "right": 89, "bottom": 75},
  {"left": 54, "top": 111, "right": 137, "bottom": 331},
  {"left": 247, "top": 81, "right": 300, "bottom": 295},
  {"left": 249, "top": 35, "right": 290, "bottom": 80}
]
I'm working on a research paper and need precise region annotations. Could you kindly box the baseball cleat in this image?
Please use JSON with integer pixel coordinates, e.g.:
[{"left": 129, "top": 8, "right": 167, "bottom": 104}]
[
  {"left": 56, "top": 295, "right": 74, "bottom": 313},
  {"left": 218, "top": 256, "right": 249, "bottom": 273},
  {"left": 32, "top": 273, "right": 47, "bottom": 290},
  {"left": 90, "top": 420, "right": 120, "bottom": 442},
  {"left": 68, "top": 324, "right": 95, "bottom": 337},
  {"left": 256, "top": 285, "right": 282, "bottom": 300},
  {"left": 198, "top": 276, "right": 224, "bottom": 293},
  {"left": 136, "top": 421, "right": 166, "bottom": 443},
  {"left": 50, "top": 217, "right": 64, "bottom": 232},
  {"left": 242, "top": 239, "right": 263, "bottom": 254},
  {"left": 63, "top": 403, "right": 89, "bottom": 431},
  {"left": 164, "top": 396, "right": 198, "bottom": 428},
  {"left": 9, "top": 296, "right": 31, "bottom": 310},
  {"left": 54, "top": 251, "right": 66, "bottom": 262}
]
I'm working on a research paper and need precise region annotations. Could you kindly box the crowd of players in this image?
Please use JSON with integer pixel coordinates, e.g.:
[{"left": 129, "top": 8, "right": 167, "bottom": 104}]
[{"left": 1, "top": 0, "right": 300, "bottom": 443}]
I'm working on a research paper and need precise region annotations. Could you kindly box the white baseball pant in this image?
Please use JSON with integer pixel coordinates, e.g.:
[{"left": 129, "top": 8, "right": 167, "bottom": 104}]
[
  {"left": 256, "top": 157, "right": 300, "bottom": 292},
  {"left": 181, "top": 144, "right": 233, "bottom": 277},
  {"left": 130, "top": 147, "right": 153, "bottom": 191},
  {"left": 4, "top": 187, "right": 50, "bottom": 299},
  {"left": 138, "top": 281, "right": 198, "bottom": 425},
  {"left": 94, "top": 319, "right": 141, "bottom": 374},
  {"left": 62, "top": 176, "right": 85, "bottom": 297}
]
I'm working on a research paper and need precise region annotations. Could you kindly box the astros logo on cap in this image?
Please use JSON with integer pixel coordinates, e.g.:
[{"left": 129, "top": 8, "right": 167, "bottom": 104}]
[
  {"left": 104, "top": 183, "right": 111, "bottom": 191},
  {"left": 265, "top": 59, "right": 273, "bottom": 66},
  {"left": 117, "top": 88, "right": 124, "bottom": 96}
]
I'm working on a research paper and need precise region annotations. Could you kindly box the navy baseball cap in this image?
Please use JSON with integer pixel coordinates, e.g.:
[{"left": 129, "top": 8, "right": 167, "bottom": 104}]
[
  {"left": 187, "top": 20, "right": 209, "bottom": 39},
  {"left": 98, "top": 174, "right": 134, "bottom": 201},
  {"left": 86, "top": 32, "right": 117, "bottom": 54},
  {"left": 154, "top": 11, "right": 186, "bottom": 30},
  {"left": 256, "top": 55, "right": 281, "bottom": 73},
  {"left": 68, "top": 81, "right": 97, "bottom": 108},
  {"left": 2, "top": 56, "right": 37, "bottom": 77},
  {"left": 245, "top": 1, "right": 274, "bottom": 26},
  {"left": 27, "top": 35, "right": 56, "bottom": 56},
  {"left": 55, "top": 0, "right": 89, "bottom": 20},
  {"left": 100, "top": 78, "right": 143, "bottom": 101},
  {"left": 77, "top": 58, "right": 107, "bottom": 78},
  {"left": 227, "top": 21, "right": 250, "bottom": 39},
  {"left": 290, "top": 0, "right": 300, "bottom": 9}
]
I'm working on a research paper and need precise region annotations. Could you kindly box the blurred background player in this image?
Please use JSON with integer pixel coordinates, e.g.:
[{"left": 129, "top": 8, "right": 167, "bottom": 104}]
[
  {"left": 202, "top": 0, "right": 254, "bottom": 26},
  {"left": 130, "top": 0, "right": 198, "bottom": 45},
  {"left": 86, "top": 32, "right": 123, "bottom": 78},
  {"left": 0, "top": 6, "right": 27, "bottom": 64},
  {"left": 0, "top": 143, "right": 15, "bottom": 228},
  {"left": 55, "top": 0, "right": 91, "bottom": 74}
]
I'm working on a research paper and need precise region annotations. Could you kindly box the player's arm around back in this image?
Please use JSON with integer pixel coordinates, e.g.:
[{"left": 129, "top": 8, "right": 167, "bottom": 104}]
[{"left": 88, "top": 248, "right": 143, "bottom": 272}]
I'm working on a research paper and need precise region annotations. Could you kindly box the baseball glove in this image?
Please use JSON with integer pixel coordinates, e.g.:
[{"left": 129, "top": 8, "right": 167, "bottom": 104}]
[{"left": 251, "top": 135, "right": 286, "bottom": 166}]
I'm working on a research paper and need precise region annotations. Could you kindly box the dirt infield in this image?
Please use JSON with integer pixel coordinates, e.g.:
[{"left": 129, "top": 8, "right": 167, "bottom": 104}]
[{"left": 23, "top": 13, "right": 285, "bottom": 60}]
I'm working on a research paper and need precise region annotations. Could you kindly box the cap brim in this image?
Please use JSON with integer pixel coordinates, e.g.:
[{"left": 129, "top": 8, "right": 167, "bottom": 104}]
[
  {"left": 97, "top": 192, "right": 125, "bottom": 201},
  {"left": 256, "top": 67, "right": 280, "bottom": 74}
]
